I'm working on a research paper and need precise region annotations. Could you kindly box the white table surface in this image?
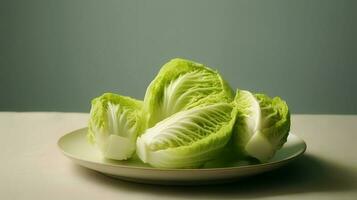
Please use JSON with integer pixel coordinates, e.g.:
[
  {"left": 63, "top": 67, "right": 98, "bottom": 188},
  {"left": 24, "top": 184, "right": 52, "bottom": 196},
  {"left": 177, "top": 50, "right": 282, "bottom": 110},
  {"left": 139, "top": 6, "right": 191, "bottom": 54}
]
[{"left": 0, "top": 112, "right": 356, "bottom": 200}]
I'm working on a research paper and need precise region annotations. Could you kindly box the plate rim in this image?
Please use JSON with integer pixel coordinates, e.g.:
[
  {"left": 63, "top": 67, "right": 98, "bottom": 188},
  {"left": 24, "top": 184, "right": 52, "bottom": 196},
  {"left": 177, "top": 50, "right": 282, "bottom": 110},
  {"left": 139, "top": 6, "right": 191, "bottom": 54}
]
[{"left": 58, "top": 127, "right": 307, "bottom": 172}]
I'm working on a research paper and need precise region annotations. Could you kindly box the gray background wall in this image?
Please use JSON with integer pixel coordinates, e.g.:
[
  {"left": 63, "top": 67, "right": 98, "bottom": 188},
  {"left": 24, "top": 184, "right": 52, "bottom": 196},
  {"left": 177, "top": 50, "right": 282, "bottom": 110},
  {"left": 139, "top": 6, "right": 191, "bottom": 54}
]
[{"left": 1, "top": 0, "right": 356, "bottom": 114}]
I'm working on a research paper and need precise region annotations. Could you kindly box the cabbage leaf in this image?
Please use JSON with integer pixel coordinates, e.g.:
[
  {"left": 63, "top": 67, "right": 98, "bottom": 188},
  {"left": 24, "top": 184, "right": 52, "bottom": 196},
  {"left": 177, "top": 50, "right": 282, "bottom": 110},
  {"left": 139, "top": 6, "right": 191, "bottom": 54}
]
[
  {"left": 136, "top": 103, "right": 236, "bottom": 168},
  {"left": 144, "top": 58, "right": 234, "bottom": 128},
  {"left": 88, "top": 93, "right": 145, "bottom": 160},
  {"left": 232, "top": 90, "right": 290, "bottom": 162}
]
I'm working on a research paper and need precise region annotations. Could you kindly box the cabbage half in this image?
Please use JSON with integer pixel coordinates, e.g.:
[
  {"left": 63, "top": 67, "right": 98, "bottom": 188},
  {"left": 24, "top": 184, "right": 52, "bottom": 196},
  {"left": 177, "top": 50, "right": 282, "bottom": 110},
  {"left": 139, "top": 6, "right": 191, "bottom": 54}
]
[
  {"left": 232, "top": 90, "right": 290, "bottom": 162},
  {"left": 136, "top": 103, "right": 236, "bottom": 168},
  {"left": 88, "top": 93, "right": 145, "bottom": 160},
  {"left": 144, "top": 58, "right": 234, "bottom": 128}
]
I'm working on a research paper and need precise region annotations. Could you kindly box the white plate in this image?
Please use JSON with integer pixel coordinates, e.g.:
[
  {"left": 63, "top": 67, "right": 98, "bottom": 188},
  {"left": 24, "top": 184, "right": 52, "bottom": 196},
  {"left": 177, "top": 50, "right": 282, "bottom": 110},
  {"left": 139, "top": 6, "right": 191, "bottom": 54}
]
[{"left": 58, "top": 128, "right": 306, "bottom": 185}]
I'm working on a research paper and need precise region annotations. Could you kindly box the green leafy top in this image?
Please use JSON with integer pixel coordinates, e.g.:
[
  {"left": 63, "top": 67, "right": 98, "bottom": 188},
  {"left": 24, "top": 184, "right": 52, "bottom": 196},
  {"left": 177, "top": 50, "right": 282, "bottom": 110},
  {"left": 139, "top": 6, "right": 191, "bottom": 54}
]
[
  {"left": 144, "top": 58, "right": 234, "bottom": 128},
  {"left": 255, "top": 94, "right": 290, "bottom": 149}
]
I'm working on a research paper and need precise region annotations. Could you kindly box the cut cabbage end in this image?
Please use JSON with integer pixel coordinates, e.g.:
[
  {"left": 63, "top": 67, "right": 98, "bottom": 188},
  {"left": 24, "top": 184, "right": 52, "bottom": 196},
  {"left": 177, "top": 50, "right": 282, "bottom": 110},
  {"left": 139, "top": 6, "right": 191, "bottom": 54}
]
[
  {"left": 101, "top": 134, "right": 136, "bottom": 160},
  {"left": 245, "top": 132, "right": 274, "bottom": 162},
  {"left": 136, "top": 136, "right": 149, "bottom": 163}
]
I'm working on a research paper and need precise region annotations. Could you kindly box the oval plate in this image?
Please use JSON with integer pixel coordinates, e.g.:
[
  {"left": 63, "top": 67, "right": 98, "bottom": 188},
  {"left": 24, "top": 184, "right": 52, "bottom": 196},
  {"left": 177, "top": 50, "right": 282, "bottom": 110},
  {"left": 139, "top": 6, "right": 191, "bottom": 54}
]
[{"left": 58, "top": 128, "right": 306, "bottom": 185}]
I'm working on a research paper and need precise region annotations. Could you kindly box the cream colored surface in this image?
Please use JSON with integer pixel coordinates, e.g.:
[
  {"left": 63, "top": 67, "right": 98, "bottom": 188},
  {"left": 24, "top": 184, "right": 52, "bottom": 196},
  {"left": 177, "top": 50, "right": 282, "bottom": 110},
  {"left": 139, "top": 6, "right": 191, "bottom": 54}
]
[{"left": 0, "top": 112, "right": 356, "bottom": 199}]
